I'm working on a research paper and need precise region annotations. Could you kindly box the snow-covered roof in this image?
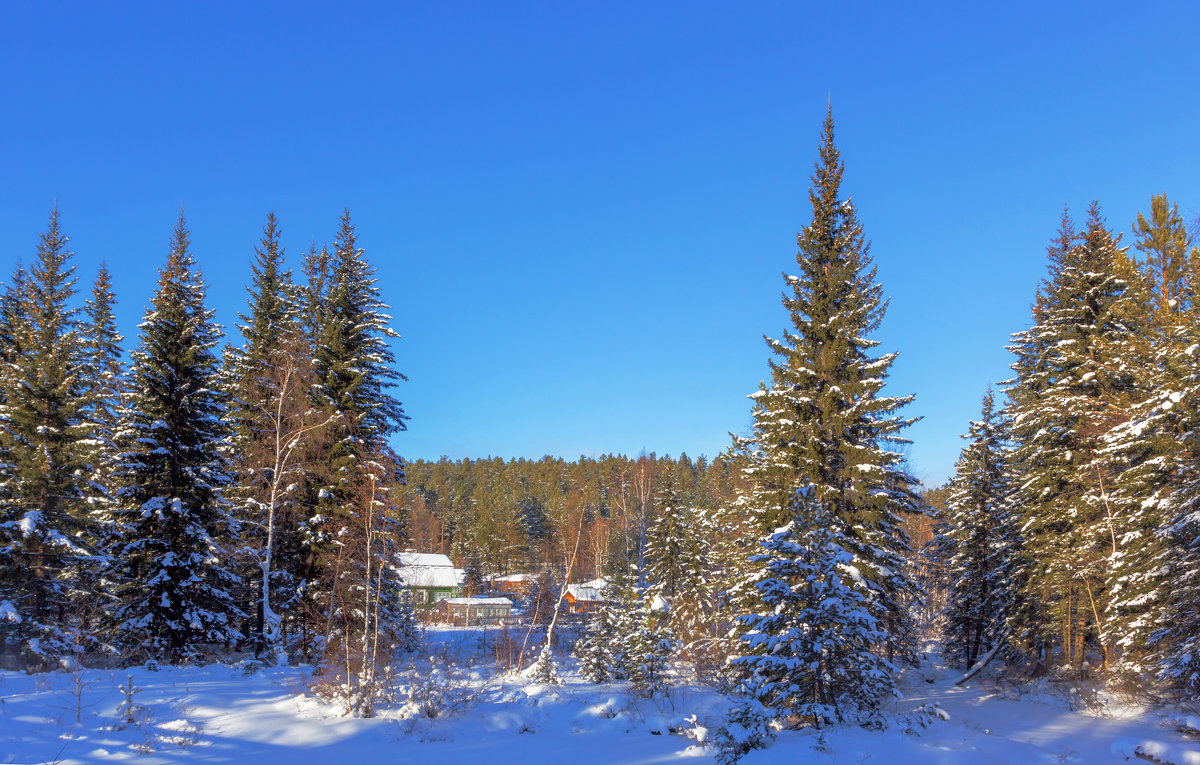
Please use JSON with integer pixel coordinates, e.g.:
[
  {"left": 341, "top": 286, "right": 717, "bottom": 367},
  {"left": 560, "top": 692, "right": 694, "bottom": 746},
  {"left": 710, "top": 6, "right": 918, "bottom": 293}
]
[
  {"left": 566, "top": 584, "right": 604, "bottom": 602},
  {"left": 493, "top": 573, "right": 536, "bottom": 583},
  {"left": 441, "top": 597, "right": 513, "bottom": 606},
  {"left": 395, "top": 552, "right": 459, "bottom": 589},
  {"left": 398, "top": 552, "right": 454, "bottom": 568},
  {"left": 580, "top": 577, "right": 609, "bottom": 590}
]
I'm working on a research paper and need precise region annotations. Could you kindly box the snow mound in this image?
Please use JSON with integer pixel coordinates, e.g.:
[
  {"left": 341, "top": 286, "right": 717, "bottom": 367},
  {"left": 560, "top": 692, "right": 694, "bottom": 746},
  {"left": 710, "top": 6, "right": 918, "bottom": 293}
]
[{"left": 1111, "top": 737, "right": 1200, "bottom": 765}]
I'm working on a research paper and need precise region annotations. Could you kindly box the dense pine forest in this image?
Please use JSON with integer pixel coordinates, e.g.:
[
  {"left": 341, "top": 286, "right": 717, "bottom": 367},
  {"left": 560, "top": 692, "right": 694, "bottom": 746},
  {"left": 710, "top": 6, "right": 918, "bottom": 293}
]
[{"left": 2, "top": 111, "right": 1198, "bottom": 760}]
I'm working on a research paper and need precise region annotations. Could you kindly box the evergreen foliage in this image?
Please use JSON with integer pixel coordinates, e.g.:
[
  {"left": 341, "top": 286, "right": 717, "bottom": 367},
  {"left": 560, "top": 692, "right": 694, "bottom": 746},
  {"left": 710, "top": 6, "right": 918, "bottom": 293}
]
[
  {"left": 939, "top": 389, "right": 1016, "bottom": 670},
  {"left": 627, "top": 593, "right": 676, "bottom": 697},
  {"left": 108, "top": 214, "right": 242, "bottom": 661},
  {"left": 737, "top": 109, "right": 921, "bottom": 664},
  {"left": 712, "top": 689, "right": 777, "bottom": 765},
  {"left": 79, "top": 263, "right": 126, "bottom": 495},
  {"left": 313, "top": 211, "right": 407, "bottom": 482},
  {"left": 1006, "top": 204, "right": 1146, "bottom": 670},
  {"left": 643, "top": 474, "right": 710, "bottom": 645},
  {"left": 575, "top": 566, "right": 638, "bottom": 683},
  {"left": 223, "top": 213, "right": 315, "bottom": 656},
  {"left": 0, "top": 210, "right": 94, "bottom": 665},
  {"left": 733, "top": 485, "right": 895, "bottom": 728},
  {"left": 306, "top": 213, "right": 409, "bottom": 638},
  {"left": 1102, "top": 199, "right": 1200, "bottom": 687}
]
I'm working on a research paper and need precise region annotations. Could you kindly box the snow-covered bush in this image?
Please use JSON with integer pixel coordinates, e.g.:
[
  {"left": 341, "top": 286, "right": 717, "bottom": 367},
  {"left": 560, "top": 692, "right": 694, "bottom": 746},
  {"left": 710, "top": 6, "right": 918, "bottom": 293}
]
[
  {"left": 711, "top": 691, "right": 777, "bottom": 764},
  {"left": 398, "top": 664, "right": 482, "bottom": 724}
]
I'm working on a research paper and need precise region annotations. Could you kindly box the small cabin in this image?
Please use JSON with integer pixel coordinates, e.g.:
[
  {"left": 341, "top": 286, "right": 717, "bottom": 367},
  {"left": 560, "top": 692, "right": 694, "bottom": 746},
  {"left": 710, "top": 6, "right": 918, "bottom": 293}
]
[
  {"left": 564, "top": 583, "right": 605, "bottom": 614},
  {"left": 434, "top": 597, "right": 515, "bottom": 626},
  {"left": 491, "top": 573, "right": 537, "bottom": 598},
  {"left": 395, "top": 552, "right": 461, "bottom": 605}
]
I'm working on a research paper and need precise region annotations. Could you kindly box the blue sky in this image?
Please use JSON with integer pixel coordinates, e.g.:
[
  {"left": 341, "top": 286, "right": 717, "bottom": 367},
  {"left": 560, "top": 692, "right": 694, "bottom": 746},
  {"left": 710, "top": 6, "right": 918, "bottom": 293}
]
[{"left": 2, "top": 2, "right": 1198, "bottom": 485}]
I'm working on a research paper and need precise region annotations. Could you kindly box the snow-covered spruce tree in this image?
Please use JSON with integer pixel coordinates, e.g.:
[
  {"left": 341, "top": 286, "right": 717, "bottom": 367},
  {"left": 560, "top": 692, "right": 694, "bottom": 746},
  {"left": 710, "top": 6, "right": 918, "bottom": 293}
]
[
  {"left": 223, "top": 213, "right": 328, "bottom": 658},
  {"left": 738, "top": 109, "right": 921, "bottom": 664},
  {"left": 940, "top": 389, "right": 1017, "bottom": 670},
  {"left": 1001, "top": 210, "right": 1076, "bottom": 664},
  {"left": 627, "top": 589, "right": 677, "bottom": 697},
  {"left": 78, "top": 264, "right": 127, "bottom": 572},
  {"left": 643, "top": 473, "right": 710, "bottom": 650},
  {"left": 108, "top": 214, "right": 242, "bottom": 662},
  {"left": 306, "top": 213, "right": 408, "bottom": 629},
  {"left": 79, "top": 263, "right": 127, "bottom": 505},
  {"left": 575, "top": 601, "right": 619, "bottom": 683},
  {"left": 1006, "top": 204, "right": 1148, "bottom": 671},
  {"left": 298, "top": 214, "right": 412, "bottom": 709},
  {"left": 733, "top": 485, "right": 895, "bottom": 728},
  {"left": 1097, "top": 196, "right": 1197, "bottom": 680},
  {"left": 696, "top": 446, "right": 762, "bottom": 675},
  {"left": 313, "top": 212, "right": 407, "bottom": 491},
  {"left": 1099, "top": 199, "right": 1200, "bottom": 691},
  {"left": 0, "top": 211, "right": 96, "bottom": 666},
  {"left": 712, "top": 687, "right": 777, "bottom": 765},
  {"left": 1155, "top": 304, "right": 1200, "bottom": 694}
]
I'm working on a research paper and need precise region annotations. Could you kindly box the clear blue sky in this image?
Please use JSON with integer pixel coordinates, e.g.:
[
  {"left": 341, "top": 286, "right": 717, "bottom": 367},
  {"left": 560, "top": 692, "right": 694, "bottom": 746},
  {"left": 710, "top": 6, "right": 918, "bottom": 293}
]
[{"left": 2, "top": 2, "right": 1198, "bottom": 486}]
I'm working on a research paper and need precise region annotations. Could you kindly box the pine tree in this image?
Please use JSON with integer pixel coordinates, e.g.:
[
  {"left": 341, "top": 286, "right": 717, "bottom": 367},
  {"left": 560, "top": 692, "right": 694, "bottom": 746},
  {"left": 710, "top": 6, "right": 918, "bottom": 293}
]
[
  {"left": 738, "top": 109, "right": 921, "bottom": 663},
  {"left": 109, "top": 213, "right": 242, "bottom": 661},
  {"left": 939, "top": 389, "right": 1016, "bottom": 670},
  {"left": 0, "top": 211, "right": 94, "bottom": 665},
  {"left": 733, "top": 485, "right": 895, "bottom": 728}
]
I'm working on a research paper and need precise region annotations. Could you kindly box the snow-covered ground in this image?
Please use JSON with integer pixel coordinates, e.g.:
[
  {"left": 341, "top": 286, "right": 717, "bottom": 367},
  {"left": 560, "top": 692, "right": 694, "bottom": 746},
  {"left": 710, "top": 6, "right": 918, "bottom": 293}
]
[{"left": 2, "top": 634, "right": 1198, "bottom": 765}]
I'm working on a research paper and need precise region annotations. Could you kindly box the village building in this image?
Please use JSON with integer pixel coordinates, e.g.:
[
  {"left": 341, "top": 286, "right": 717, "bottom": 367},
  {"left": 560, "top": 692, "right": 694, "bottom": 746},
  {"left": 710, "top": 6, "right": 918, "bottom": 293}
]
[
  {"left": 433, "top": 597, "right": 515, "bottom": 626},
  {"left": 564, "top": 583, "right": 606, "bottom": 614},
  {"left": 491, "top": 573, "right": 537, "bottom": 598},
  {"left": 395, "top": 552, "right": 461, "bottom": 605}
]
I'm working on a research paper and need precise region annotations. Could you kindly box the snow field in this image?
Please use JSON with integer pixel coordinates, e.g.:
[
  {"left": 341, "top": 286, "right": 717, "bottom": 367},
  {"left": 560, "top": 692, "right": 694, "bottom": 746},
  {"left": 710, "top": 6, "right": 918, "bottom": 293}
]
[{"left": 2, "top": 637, "right": 1198, "bottom": 765}]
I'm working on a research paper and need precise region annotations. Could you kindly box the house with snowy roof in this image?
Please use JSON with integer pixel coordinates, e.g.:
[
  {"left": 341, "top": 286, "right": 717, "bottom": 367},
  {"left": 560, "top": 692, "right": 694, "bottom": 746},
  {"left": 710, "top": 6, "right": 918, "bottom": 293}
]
[
  {"left": 491, "top": 572, "right": 538, "bottom": 597},
  {"left": 395, "top": 552, "right": 461, "bottom": 605},
  {"left": 564, "top": 583, "right": 606, "bottom": 614}
]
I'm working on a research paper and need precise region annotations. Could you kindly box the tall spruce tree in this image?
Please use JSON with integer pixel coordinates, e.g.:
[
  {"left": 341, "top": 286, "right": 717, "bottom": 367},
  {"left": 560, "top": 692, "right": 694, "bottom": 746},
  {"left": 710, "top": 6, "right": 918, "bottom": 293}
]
[
  {"left": 1102, "top": 197, "right": 1200, "bottom": 687},
  {"left": 939, "top": 389, "right": 1016, "bottom": 670},
  {"left": 738, "top": 109, "right": 921, "bottom": 663},
  {"left": 307, "top": 213, "right": 408, "bottom": 627},
  {"left": 224, "top": 212, "right": 318, "bottom": 655},
  {"left": 0, "top": 211, "right": 94, "bottom": 665},
  {"left": 79, "top": 263, "right": 126, "bottom": 515},
  {"left": 1006, "top": 204, "right": 1146, "bottom": 670},
  {"left": 315, "top": 212, "right": 406, "bottom": 464},
  {"left": 109, "top": 214, "right": 241, "bottom": 661}
]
